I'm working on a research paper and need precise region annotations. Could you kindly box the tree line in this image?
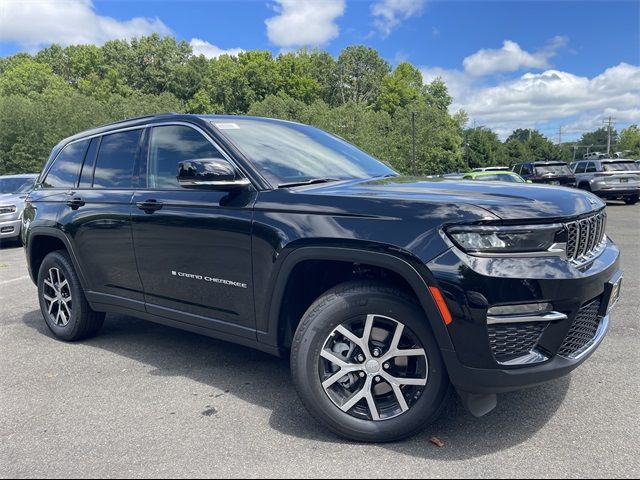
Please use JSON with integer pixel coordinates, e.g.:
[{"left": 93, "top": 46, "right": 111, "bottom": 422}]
[{"left": 1, "top": 34, "right": 638, "bottom": 176}]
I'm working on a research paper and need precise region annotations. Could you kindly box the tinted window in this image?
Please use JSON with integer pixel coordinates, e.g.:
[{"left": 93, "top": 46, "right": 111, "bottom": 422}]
[
  {"left": 534, "top": 164, "right": 572, "bottom": 175},
  {"left": 603, "top": 162, "right": 637, "bottom": 172},
  {"left": 212, "top": 119, "right": 395, "bottom": 185},
  {"left": 79, "top": 137, "right": 100, "bottom": 188},
  {"left": 43, "top": 140, "right": 89, "bottom": 188},
  {"left": 575, "top": 162, "right": 586, "bottom": 173},
  {"left": 93, "top": 130, "right": 142, "bottom": 188},
  {"left": 586, "top": 162, "right": 597, "bottom": 173},
  {"left": 521, "top": 164, "right": 533, "bottom": 175},
  {"left": 147, "top": 125, "right": 224, "bottom": 189}
]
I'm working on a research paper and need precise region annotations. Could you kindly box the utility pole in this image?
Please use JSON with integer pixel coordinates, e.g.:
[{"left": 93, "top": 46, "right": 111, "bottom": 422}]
[
  {"left": 603, "top": 116, "right": 616, "bottom": 157},
  {"left": 558, "top": 125, "right": 563, "bottom": 145},
  {"left": 411, "top": 111, "right": 417, "bottom": 176}
]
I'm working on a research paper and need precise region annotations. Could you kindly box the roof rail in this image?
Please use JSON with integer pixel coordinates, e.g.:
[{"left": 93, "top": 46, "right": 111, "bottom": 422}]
[{"left": 99, "top": 112, "right": 180, "bottom": 129}]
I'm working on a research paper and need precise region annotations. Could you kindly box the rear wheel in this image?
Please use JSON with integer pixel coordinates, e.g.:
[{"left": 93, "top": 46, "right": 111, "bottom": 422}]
[
  {"left": 624, "top": 195, "right": 639, "bottom": 205},
  {"left": 291, "top": 281, "right": 450, "bottom": 442},
  {"left": 37, "top": 250, "right": 105, "bottom": 341}
]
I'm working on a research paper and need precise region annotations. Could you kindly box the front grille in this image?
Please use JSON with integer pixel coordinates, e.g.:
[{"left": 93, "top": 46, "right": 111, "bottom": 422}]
[
  {"left": 488, "top": 323, "right": 547, "bottom": 363},
  {"left": 565, "top": 210, "right": 606, "bottom": 262},
  {"left": 557, "top": 297, "right": 602, "bottom": 358}
]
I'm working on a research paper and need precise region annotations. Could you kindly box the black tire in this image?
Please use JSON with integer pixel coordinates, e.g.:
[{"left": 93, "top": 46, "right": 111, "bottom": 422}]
[
  {"left": 579, "top": 182, "right": 591, "bottom": 191},
  {"left": 624, "top": 195, "right": 639, "bottom": 205},
  {"left": 37, "top": 250, "right": 105, "bottom": 341},
  {"left": 291, "top": 281, "right": 450, "bottom": 442}
]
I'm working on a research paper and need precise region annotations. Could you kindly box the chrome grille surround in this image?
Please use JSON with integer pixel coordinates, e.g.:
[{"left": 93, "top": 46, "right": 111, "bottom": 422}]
[{"left": 564, "top": 210, "right": 607, "bottom": 266}]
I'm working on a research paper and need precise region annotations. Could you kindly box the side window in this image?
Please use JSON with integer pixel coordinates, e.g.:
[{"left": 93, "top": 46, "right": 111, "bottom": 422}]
[
  {"left": 575, "top": 162, "right": 586, "bottom": 174},
  {"left": 78, "top": 137, "right": 100, "bottom": 188},
  {"left": 513, "top": 164, "right": 521, "bottom": 174},
  {"left": 586, "top": 162, "right": 597, "bottom": 173},
  {"left": 147, "top": 125, "right": 224, "bottom": 189},
  {"left": 521, "top": 164, "right": 533, "bottom": 175},
  {"left": 42, "top": 140, "right": 89, "bottom": 189},
  {"left": 93, "top": 129, "right": 142, "bottom": 189}
]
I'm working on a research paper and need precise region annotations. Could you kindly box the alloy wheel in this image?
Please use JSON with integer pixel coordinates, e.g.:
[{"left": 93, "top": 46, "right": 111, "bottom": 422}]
[
  {"left": 42, "top": 267, "right": 73, "bottom": 327},
  {"left": 319, "top": 314, "right": 428, "bottom": 421}
]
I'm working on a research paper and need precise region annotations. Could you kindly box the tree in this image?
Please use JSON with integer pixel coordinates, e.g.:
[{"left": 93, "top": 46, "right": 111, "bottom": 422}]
[
  {"left": 376, "top": 62, "right": 422, "bottom": 114},
  {"left": 576, "top": 127, "right": 618, "bottom": 156},
  {"left": 619, "top": 125, "right": 640, "bottom": 159},
  {"left": 336, "top": 45, "right": 390, "bottom": 105},
  {"left": 464, "top": 127, "right": 505, "bottom": 169},
  {"left": 0, "top": 60, "right": 71, "bottom": 98}
]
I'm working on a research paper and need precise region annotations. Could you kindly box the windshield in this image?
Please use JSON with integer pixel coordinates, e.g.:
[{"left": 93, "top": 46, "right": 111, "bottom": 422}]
[
  {"left": 0, "top": 177, "right": 35, "bottom": 194},
  {"left": 603, "top": 162, "right": 637, "bottom": 172},
  {"left": 211, "top": 119, "right": 396, "bottom": 186},
  {"left": 534, "top": 164, "right": 572, "bottom": 175},
  {"left": 474, "top": 173, "right": 525, "bottom": 183}
]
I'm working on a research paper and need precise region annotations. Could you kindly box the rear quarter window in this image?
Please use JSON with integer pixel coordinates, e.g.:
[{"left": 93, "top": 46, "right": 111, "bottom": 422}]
[{"left": 42, "top": 140, "right": 90, "bottom": 189}]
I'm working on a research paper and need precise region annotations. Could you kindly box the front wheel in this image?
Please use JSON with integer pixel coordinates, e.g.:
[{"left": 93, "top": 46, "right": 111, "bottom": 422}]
[{"left": 291, "top": 281, "right": 450, "bottom": 442}]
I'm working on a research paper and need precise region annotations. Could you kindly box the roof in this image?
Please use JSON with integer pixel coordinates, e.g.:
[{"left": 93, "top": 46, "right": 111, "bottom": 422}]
[
  {"left": 464, "top": 170, "right": 519, "bottom": 177},
  {"left": 0, "top": 173, "right": 39, "bottom": 179}
]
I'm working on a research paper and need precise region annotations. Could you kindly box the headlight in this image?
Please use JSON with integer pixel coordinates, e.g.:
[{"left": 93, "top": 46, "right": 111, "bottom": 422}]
[
  {"left": 0, "top": 205, "right": 17, "bottom": 215},
  {"left": 446, "top": 224, "right": 565, "bottom": 254}
]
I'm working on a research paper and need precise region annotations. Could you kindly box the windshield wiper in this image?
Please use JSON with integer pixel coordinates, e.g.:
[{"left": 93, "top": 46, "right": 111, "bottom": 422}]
[{"left": 277, "top": 178, "right": 340, "bottom": 189}]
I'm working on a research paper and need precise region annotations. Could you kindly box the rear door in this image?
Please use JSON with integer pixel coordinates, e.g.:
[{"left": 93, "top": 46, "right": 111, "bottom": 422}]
[
  {"left": 130, "top": 123, "right": 257, "bottom": 337},
  {"left": 60, "top": 128, "right": 146, "bottom": 308}
]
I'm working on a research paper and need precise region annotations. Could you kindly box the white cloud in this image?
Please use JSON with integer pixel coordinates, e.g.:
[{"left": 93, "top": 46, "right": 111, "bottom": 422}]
[
  {"left": 0, "top": 0, "right": 172, "bottom": 49},
  {"left": 265, "top": 0, "right": 345, "bottom": 48},
  {"left": 421, "top": 61, "right": 640, "bottom": 139},
  {"left": 371, "top": 0, "right": 426, "bottom": 37},
  {"left": 189, "top": 39, "right": 243, "bottom": 59},
  {"left": 463, "top": 36, "right": 568, "bottom": 76}
]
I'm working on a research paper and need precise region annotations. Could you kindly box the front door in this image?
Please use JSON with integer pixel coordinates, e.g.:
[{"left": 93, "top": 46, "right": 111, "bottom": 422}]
[{"left": 130, "top": 124, "right": 256, "bottom": 338}]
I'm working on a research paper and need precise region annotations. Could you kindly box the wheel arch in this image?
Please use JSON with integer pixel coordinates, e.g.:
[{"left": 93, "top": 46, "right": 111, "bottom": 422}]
[
  {"left": 26, "top": 227, "right": 88, "bottom": 290},
  {"left": 258, "top": 246, "right": 455, "bottom": 354}
]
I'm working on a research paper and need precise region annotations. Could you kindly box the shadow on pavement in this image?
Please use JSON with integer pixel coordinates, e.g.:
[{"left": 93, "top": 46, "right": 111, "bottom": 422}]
[{"left": 22, "top": 309, "right": 569, "bottom": 459}]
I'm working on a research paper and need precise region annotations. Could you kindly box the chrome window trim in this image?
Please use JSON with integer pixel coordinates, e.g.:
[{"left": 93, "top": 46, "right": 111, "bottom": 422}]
[{"left": 38, "top": 121, "right": 255, "bottom": 191}]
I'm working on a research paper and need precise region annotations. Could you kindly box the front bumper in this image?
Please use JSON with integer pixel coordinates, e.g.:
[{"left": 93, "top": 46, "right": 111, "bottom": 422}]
[
  {"left": 427, "top": 239, "right": 621, "bottom": 394},
  {"left": 0, "top": 218, "right": 22, "bottom": 239},
  {"left": 592, "top": 186, "right": 640, "bottom": 198}
]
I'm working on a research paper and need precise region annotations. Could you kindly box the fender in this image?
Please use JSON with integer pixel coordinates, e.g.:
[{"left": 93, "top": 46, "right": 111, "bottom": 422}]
[
  {"left": 257, "top": 245, "right": 455, "bottom": 353},
  {"left": 25, "top": 226, "right": 89, "bottom": 291}
]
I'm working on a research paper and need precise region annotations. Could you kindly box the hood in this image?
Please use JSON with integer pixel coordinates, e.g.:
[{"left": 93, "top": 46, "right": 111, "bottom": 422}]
[
  {"left": 306, "top": 176, "right": 604, "bottom": 221},
  {"left": 0, "top": 192, "right": 28, "bottom": 206}
]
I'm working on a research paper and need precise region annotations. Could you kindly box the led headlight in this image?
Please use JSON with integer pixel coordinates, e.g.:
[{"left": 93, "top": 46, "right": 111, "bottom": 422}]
[
  {"left": 446, "top": 224, "right": 565, "bottom": 254},
  {"left": 0, "top": 205, "right": 17, "bottom": 215}
]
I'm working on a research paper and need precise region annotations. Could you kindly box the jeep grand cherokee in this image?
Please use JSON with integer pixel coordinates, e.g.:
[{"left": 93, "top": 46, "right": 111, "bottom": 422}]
[{"left": 22, "top": 114, "right": 623, "bottom": 442}]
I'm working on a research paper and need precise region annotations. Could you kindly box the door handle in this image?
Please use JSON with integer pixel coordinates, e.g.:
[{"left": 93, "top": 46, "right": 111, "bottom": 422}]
[
  {"left": 66, "top": 197, "right": 85, "bottom": 210},
  {"left": 136, "top": 199, "right": 163, "bottom": 214}
]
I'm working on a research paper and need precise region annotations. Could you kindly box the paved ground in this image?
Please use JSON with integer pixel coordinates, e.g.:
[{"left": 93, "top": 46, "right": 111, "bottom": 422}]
[{"left": 1, "top": 203, "right": 639, "bottom": 479}]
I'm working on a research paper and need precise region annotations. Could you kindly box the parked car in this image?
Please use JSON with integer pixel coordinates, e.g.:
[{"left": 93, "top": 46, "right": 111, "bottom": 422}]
[
  {"left": 0, "top": 174, "right": 38, "bottom": 244},
  {"left": 471, "top": 166, "right": 510, "bottom": 172},
  {"left": 570, "top": 159, "right": 640, "bottom": 205},
  {"left": 23, "top": 114, "right": 622, "bottom": 442},
  {"left": 512, "top": 161, "right": 577, "bottom": 187},
  {"left": 440, "top": 172, "right": 466, "bottom": 179},
  {"left": 462, "top": 170, "right": 527, "bottom": 183}
]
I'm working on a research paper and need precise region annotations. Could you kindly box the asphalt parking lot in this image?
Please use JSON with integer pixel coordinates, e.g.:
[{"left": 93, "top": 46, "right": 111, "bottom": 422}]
[{"left": 1, "top": 204, "right": 639, "bottom": 479}]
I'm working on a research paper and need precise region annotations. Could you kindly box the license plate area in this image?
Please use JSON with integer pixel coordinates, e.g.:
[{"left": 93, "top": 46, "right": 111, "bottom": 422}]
[{"left": 601, "top": 272, "right": 623, "bottom": 315}]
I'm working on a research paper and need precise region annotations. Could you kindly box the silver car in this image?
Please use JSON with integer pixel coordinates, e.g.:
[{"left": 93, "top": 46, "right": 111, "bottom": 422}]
[
  {"left": 570, "top": 159, "right": 640, "bottom": 205},
  {"left": 0, "top": 174, "right": 39, "bottom": 243}
]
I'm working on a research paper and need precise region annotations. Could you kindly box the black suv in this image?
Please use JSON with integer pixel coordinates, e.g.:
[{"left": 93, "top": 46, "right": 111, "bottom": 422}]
[
  {"left": 513, "top": 161, "right": 577, "bottom": 187},
  {"left": 23, "top": 114, "right": 622, "bottom": 442}
]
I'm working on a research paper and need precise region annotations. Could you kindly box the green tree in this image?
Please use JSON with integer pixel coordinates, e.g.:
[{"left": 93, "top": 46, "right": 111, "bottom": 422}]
[
  {"left": 464, "top": 127, "right": 505, "bottom": 169},
  {"left": 336, "top": 45, "right": 390, "bottom": 105},
  {"left": 376, "top": 62, "right": 422, "bottom": 114},
  {"left": 0, "top": 60, "right": 71, "bottom": 98},
  {"left": 619, "top": 125, "right": 640, "bottom": 159}
]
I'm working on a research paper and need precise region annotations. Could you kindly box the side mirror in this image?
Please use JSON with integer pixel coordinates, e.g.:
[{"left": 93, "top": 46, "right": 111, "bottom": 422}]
[{"left": 177, "top": 158, "right": 250, "bottom": 190}]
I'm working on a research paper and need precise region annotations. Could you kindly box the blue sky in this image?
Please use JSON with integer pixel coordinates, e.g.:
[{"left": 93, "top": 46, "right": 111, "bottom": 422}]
[{"left": 1, "top": 0, "right": 639, "bottom": 142}]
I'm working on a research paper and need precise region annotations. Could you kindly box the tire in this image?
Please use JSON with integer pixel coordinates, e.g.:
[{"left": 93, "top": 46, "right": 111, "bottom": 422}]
[
  {"left": 579, "top": 182, "right": 591, "bottom": 191},
  {"left": 624, "top": 195, "right": 639, "bottom": 205},
  {"left": 291, "top": 280, "right": 450, "bottom": 442},
  {"left": 37, "top": 250, "right": 105, "bottom": 341}
]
